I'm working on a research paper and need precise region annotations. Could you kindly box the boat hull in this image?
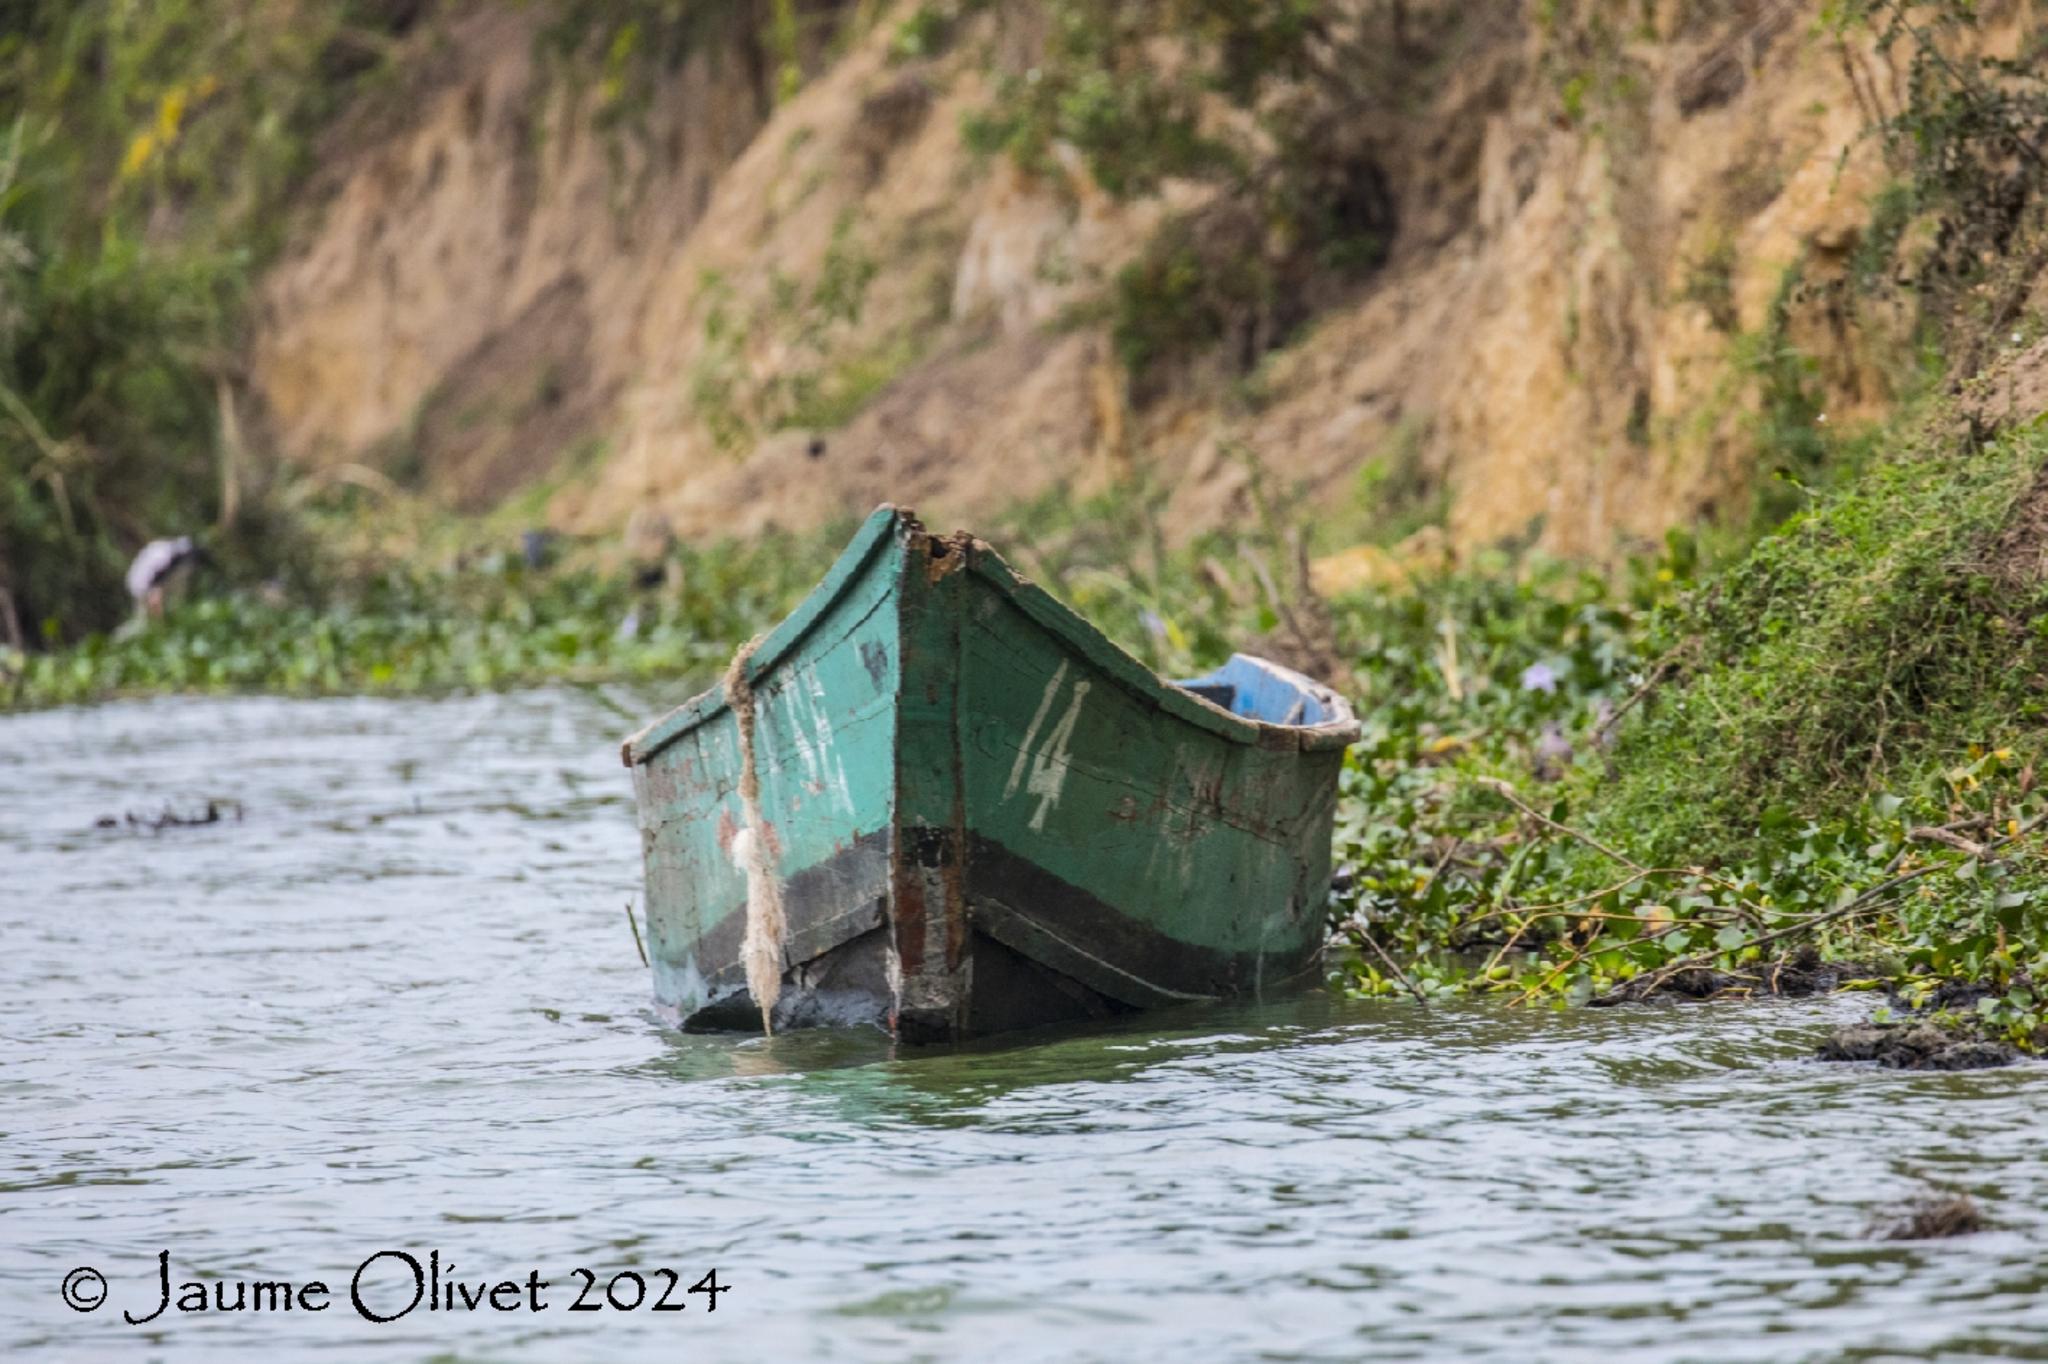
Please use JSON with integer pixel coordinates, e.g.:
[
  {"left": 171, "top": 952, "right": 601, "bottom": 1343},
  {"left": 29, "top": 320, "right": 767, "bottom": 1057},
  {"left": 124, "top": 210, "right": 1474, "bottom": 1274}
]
[{"left": 624, "top": 507, "right": 1358, "bottom": 1040}]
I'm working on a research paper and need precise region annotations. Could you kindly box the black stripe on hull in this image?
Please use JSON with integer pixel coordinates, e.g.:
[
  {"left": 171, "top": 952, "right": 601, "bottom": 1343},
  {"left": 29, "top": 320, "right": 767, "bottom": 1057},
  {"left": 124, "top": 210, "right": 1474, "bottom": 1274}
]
[{"left": 667, "top": 829, "right": 1324, "bottom": 1039}]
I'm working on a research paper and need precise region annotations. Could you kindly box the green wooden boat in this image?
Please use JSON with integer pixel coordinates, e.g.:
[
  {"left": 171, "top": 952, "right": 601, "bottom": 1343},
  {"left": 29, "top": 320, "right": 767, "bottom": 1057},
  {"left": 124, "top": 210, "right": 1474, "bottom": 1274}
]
[{"left": 622, "top": 506, "right": 1359, "bottom": 1041}]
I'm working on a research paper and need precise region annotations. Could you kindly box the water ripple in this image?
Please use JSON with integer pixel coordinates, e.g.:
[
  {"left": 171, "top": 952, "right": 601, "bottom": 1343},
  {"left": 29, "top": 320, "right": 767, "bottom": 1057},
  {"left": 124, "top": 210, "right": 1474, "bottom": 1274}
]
[{"left": 3, "top": 691, "right": 2045, "bottom": 1361}]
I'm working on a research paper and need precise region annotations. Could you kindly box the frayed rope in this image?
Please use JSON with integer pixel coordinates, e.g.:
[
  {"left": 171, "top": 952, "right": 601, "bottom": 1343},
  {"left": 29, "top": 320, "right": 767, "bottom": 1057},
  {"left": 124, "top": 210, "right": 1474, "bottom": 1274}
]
[{"left": 724, "top": 635, "right": 787, "bottom": 1035}]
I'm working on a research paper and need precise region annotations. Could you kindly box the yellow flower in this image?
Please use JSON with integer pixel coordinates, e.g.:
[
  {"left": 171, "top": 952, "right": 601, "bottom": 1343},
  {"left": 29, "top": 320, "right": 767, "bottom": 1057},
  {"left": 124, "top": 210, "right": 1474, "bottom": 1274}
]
[
  {"left": 120, "top": 130, "right": 156, "bottom": 178},
  {"left": 156, "top": 87, "right": 187, "bottom": 142}
]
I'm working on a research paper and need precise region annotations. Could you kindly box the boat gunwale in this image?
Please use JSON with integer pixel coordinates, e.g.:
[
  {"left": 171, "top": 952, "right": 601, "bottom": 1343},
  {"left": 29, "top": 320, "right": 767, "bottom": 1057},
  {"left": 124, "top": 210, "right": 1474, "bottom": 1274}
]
[
  {"left": 621, "top": 505, "right": 903, "bottom": 767},
  {"left": 622, "top": 505, "right": 1361, "bottom": 768},
  {"left": 961, "top": 543, "right": 1360, "bottom": 754}
]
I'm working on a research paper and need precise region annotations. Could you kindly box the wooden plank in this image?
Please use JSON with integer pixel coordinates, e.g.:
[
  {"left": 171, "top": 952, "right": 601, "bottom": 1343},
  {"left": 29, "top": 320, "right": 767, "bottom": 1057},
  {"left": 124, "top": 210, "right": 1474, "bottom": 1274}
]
[
  {"left": 954, "top": 562, "right": 1342, "bottom": 991},
  {"left": 888, "top": 525, "right": 974, "bottom": 1041},
  {"left": 621, "top": 504, "right": 902, "bottom": 767},
  {"left": 963, "top": 543, "right": 1359, "bottom": 753},
  {"left": 631, "top": 513, "right": 906, "bottom": 1024}
]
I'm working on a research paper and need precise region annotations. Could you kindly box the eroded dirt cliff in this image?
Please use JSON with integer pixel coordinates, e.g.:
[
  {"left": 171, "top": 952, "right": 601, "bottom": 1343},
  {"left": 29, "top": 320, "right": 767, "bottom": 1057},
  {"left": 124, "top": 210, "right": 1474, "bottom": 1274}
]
[{"left": 246, "top": 0, "right": 2043, "bottom": 555}]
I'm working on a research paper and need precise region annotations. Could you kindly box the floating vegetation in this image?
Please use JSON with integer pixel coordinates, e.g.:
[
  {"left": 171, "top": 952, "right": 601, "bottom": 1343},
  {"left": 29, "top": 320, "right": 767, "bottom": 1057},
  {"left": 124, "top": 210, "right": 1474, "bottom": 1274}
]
[
  {"left": 7, "top": 527, "right": 844, "bottom": 708},
  {"left": 1873, "top": 1192, "right": 1990, "bottom": 1240},
  {"left": 93, "top": 798, "right": 245, "bottom": 834}
]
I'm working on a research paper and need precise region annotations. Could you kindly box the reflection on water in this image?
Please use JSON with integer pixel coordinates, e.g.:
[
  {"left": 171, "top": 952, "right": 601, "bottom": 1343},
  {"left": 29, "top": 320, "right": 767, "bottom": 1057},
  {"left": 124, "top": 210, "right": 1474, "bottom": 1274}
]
[{"left": 4, "top": 691, "right": 2046, "bottom": 1361}]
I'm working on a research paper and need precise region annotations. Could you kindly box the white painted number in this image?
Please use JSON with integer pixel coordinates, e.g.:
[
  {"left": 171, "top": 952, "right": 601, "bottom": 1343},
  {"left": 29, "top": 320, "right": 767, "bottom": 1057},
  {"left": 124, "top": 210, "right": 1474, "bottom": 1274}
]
[{"left": 1006, "top": 664, "right": 1090, "bottom": 832}]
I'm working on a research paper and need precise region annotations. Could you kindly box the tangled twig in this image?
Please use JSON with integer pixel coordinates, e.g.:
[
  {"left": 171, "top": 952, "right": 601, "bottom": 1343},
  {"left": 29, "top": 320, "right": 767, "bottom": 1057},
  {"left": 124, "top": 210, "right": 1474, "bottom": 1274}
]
[
  {"left": 1477, "top": 777, "right": 1645, "bottom": 873},
  {"left": 1348, "top": 922, "right": 1429, "bottom": 1007},
  {"left": 1595, "top": 808, "right": 2048, "bottom": 1005},
  {"left": 1592, "top": 642, "right": 1695, "bottom": 748}
]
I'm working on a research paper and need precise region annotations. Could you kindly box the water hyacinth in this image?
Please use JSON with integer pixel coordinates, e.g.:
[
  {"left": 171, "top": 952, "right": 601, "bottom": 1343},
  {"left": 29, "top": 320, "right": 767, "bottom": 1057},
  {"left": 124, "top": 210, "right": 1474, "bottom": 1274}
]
[
  {"left": 7, "top": 528, "right": 847, "bottom": 709},
  {"left": 16, "top": 449, "right": 2048, "bottom": 1053}
]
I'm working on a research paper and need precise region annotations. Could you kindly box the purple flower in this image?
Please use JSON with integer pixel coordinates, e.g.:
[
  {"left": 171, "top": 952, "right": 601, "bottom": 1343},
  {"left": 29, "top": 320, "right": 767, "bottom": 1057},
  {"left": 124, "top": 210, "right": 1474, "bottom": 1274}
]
[{"left": 1519, "top": 662, "right": 1559, "bottom": 694}]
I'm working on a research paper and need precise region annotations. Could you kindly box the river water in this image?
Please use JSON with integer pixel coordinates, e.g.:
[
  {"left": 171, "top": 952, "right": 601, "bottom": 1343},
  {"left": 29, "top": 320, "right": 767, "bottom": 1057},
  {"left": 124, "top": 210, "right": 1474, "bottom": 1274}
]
[{"left": 4, "top": 689, "right": 2045, "bottom": 1361}]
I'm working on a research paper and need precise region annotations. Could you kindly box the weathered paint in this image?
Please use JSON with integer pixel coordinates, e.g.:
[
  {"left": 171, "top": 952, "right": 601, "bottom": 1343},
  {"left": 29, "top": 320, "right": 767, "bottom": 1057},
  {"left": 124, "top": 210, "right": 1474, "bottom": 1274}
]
[
  {"left": 623, "top": 506, "right": 1359, "bottom": 1038},
  {"left": 624, "top": 511, "right": 902, "bottom": 1027},
  {"left": 955, "top": 548, "right": 1349, "bottom": 1005},
  {"left": 888, "top": 525, "right": 973, "bottom": 1040}
]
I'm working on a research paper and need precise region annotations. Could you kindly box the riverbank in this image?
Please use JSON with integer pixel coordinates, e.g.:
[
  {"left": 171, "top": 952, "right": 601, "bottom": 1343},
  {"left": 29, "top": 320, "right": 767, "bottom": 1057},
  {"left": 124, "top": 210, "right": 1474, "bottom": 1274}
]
[
  {"left": 7, "top": 2, "right": 2045, "bottom": 1047},
  {"left": 11, "top": 428, "right": 2048, "bottom": 1055},
  {"left": 2, "top": 520, "right": 844, "bottom": 707},
  {"left": 1318, "top": 418, "right": 2048, "bottom": 1056}
]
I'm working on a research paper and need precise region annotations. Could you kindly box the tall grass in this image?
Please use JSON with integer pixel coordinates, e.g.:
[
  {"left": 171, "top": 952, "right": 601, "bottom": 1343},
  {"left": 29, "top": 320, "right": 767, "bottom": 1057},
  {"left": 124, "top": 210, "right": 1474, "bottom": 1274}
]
[{"left": 0, "top": 1, "right": 411, "bottom": 643}]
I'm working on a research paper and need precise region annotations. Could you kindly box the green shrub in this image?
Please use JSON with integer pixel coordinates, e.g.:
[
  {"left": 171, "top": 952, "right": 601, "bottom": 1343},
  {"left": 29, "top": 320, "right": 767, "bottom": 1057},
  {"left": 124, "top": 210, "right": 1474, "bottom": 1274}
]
[
  {"left": 967, "top": 1, "right": 1399, "bottom": 391},
  {"left": 1599, "top": 414, "right": 2048, "bottom": 863}
]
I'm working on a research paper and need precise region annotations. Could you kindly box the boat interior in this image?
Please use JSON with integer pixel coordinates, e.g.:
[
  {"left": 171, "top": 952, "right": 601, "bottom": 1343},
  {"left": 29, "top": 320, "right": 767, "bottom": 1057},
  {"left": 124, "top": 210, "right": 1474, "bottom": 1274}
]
[{"left": 1173, "top": 654, "right": 1338, "bottom": 728}]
